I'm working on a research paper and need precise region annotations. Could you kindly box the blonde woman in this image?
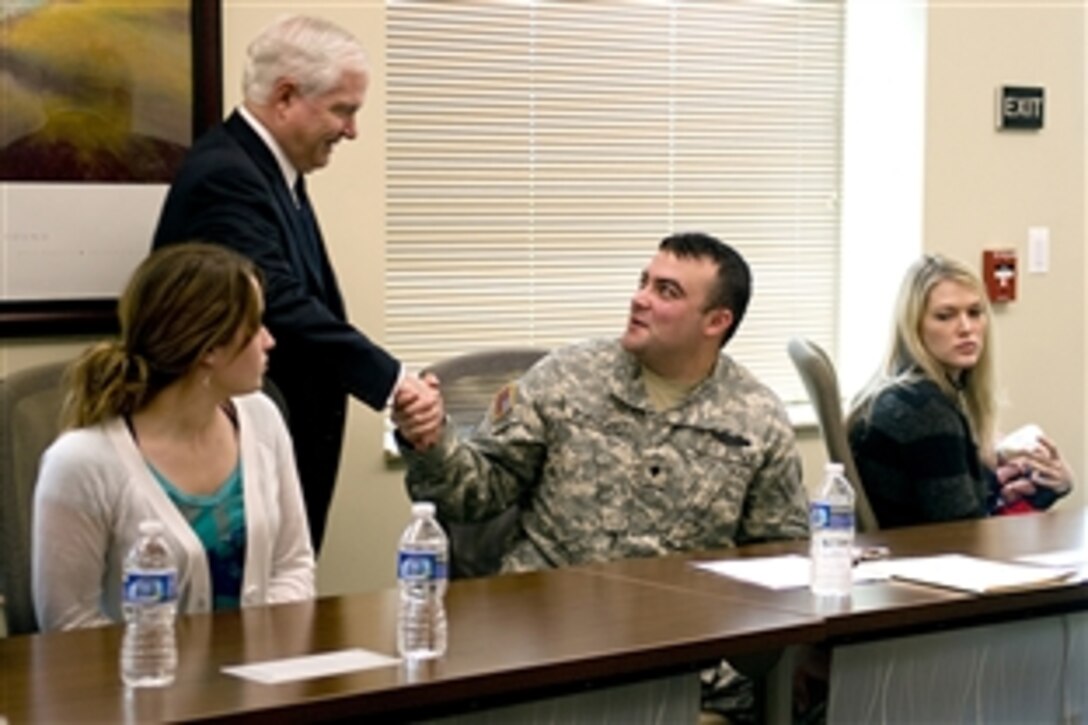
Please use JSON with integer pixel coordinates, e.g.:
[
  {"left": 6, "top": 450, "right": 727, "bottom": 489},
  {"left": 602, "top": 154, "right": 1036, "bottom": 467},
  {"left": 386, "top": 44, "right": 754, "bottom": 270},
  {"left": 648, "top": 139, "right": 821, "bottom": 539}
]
[
  {"left": 33, "top": 243, "right": 314, "bottom": 631},
  {"left": 847, "top": 254, "right": 1072, "bottom": 528}
]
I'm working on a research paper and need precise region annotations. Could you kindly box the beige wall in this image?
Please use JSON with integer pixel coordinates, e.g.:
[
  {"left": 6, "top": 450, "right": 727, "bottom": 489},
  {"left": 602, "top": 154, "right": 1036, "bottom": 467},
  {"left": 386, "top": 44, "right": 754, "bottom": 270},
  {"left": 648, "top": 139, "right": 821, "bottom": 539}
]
[
  {"left": 924, "top": 1, "right": 1086, "bottom": 516},
  {"left": 1, "top": 1, "right": 1083, "bottom": 596}
]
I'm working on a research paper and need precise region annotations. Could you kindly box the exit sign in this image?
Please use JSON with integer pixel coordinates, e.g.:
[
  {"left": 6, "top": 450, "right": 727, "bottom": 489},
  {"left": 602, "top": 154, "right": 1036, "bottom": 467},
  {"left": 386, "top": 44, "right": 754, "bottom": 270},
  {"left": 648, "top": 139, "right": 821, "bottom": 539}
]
[{"left": 997, "top": 86, "right": 1044, "bottom": 130}]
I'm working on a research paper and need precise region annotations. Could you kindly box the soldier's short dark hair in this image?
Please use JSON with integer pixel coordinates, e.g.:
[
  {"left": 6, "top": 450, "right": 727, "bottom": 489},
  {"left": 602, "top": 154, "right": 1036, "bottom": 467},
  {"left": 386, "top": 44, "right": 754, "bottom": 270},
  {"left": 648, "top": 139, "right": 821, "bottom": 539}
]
[{"left": 659, "top": 232, "right": 751, "bottom": 347}]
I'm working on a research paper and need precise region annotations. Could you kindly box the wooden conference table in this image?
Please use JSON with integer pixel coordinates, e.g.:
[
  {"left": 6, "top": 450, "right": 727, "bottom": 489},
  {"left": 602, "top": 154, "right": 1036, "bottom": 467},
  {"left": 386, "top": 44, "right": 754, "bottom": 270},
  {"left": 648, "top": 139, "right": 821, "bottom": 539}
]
[
  {"left": 590, "top": 505, "right": 1088, "bottom": 641},
  {"left": 590, "top": 508, "right": 1088, "bottom": 723},
  {"left": 1, "top": 509, "right": 1085, "bottom": 723}
]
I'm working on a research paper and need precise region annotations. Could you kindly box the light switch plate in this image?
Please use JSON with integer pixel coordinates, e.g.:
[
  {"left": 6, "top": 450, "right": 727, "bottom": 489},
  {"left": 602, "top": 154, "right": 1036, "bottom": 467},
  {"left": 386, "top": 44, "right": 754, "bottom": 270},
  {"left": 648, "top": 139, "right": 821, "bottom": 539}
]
[{"left": 1027, "top": 226, "right": 1049, "bottom": 273}]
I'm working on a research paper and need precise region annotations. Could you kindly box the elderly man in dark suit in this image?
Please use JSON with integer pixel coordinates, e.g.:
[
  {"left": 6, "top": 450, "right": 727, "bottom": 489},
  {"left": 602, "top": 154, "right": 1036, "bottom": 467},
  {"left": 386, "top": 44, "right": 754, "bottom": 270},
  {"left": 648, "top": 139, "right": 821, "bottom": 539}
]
[{"left": 154, "top": 14, "right": 440, "bottom": 552}]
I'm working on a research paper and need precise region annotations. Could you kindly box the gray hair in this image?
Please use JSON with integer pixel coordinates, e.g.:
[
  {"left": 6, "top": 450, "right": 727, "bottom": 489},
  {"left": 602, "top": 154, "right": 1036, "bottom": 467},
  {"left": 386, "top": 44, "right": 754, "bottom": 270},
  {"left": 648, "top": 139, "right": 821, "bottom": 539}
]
[{"left": 243, "top": 15, "right": 368, "bottom": 104}]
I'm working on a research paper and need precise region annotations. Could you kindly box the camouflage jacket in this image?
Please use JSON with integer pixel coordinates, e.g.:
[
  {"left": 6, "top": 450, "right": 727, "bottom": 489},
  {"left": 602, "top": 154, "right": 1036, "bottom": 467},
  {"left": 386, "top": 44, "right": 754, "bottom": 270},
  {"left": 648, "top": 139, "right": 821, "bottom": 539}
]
[{"left": 402, "top": 339, "right": 809, "bottom": 572}]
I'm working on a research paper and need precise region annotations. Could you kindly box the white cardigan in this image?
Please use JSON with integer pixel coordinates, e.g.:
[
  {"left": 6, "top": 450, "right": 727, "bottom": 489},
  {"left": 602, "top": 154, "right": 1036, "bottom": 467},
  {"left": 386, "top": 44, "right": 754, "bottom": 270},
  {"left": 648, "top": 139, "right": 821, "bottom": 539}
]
[{"left": 33, "top": 392, "right": 315, "bottom": 631}]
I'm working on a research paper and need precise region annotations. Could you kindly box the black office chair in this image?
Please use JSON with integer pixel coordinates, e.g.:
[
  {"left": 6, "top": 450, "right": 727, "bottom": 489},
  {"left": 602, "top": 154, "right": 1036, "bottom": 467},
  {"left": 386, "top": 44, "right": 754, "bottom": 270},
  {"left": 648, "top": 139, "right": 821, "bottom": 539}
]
[
  {"left": 787, "top": 338, "right": 879, "bottom": 533},
  {"left": 0, "top": 359, "right": 71, "bottom": 636},
  {"left": 421, "top": 347, "right": 550, "bottom": 578}
]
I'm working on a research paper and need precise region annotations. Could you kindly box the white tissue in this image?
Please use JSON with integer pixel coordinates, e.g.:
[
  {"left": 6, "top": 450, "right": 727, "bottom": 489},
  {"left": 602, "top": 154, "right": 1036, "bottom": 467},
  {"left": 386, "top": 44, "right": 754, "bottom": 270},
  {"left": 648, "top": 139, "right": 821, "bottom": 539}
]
[{"left": 997, "top": 424, "right": 1044, "bottom": 457}]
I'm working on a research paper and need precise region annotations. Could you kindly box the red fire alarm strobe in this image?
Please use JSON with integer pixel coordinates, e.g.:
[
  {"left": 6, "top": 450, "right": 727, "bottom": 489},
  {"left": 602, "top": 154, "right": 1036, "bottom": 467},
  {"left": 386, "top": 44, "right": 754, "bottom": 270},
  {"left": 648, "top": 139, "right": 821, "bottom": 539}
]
[{"left": 983, "top": 250, "right": 1017, "bottom": 303}]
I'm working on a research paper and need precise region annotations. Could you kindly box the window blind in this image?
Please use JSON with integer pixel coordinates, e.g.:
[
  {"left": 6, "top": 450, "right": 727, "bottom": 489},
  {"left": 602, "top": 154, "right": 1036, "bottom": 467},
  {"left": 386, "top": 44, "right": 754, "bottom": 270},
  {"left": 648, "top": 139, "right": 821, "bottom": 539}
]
[{"left": 386, "top": 1, "right": 844, "bottom": 404}]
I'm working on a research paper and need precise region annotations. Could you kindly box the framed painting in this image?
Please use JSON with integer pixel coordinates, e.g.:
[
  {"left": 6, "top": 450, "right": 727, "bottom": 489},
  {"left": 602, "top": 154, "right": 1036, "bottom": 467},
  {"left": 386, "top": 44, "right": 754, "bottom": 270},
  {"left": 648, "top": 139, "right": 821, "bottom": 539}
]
[{"left": 0, "top": 0, "right": 222, "bottom": 337}]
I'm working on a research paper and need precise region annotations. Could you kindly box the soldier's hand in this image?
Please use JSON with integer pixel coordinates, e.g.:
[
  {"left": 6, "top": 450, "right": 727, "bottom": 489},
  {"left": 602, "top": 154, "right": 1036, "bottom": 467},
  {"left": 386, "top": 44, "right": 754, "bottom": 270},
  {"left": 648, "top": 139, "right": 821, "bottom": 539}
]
[{"left": 393, "top": 373, "right": 445, "bottom": 450}]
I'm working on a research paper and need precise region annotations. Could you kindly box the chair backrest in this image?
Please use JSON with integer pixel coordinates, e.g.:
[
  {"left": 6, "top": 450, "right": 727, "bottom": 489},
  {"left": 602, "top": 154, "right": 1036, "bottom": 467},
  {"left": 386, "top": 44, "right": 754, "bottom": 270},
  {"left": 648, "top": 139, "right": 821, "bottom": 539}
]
[
  {"left": 424, "top": 348, "right": 551, "bottom": 435},
  {"left": 0, "top": 359, "right": 71, "bottom": 636},
  {"left": 421, "top": 347, "right": 550, "bottom": 578},
  {"left": 786, "top": 338, "right": 879, "bottom": 533}
]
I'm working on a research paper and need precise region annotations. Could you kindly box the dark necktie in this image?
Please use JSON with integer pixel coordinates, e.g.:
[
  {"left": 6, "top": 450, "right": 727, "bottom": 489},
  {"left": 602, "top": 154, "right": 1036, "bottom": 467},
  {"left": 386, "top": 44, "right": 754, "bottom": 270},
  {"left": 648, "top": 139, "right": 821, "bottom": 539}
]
[{"left": 293, "top": 175, "right": 325, "bottom": 291}]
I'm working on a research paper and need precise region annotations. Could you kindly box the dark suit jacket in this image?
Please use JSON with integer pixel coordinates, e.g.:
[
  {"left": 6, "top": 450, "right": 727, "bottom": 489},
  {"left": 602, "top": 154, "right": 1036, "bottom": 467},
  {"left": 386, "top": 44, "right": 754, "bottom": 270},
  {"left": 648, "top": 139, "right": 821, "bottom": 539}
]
[{"left": 153, "top": 111, "right": 399, "bottom": 546}]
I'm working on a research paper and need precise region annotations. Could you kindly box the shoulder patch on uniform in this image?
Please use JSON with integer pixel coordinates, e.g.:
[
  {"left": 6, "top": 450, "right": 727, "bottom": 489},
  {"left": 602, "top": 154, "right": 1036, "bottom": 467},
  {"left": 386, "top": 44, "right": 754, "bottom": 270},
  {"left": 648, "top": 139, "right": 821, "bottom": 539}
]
[{"left": 490, "top": 383, "right": 517, "bottom": 422}]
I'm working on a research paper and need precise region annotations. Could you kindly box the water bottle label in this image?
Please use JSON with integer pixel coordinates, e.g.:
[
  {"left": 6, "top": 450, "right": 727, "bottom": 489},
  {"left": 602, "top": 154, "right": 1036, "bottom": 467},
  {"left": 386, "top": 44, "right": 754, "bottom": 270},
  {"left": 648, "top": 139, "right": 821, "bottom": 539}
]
[
  {"left": 123, "top": 570, "right": 178, "bottom": 605},
  {"left": 809, "top": 503, "right": 854, "bottom": 530},
  {"left": 397, "top": 551, "right": 448, "bottom": 581}
]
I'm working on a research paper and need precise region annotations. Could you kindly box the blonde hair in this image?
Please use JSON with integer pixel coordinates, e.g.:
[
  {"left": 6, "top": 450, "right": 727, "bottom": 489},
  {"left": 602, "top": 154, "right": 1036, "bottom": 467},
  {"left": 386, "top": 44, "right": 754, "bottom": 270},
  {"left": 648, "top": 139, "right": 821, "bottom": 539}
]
[
  {"left": 848, "top": 254, "right": 997, "bottom": 459},
  {"left": 63, "top": 243, "right": 263, "bottom": 429}
]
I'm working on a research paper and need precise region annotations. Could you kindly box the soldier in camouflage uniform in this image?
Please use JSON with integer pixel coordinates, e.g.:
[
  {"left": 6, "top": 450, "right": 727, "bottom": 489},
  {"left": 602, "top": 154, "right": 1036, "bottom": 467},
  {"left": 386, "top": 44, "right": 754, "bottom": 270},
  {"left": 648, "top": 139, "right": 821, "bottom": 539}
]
[{"left": 396, "top": 232, "right": 809, "bottom": 573}]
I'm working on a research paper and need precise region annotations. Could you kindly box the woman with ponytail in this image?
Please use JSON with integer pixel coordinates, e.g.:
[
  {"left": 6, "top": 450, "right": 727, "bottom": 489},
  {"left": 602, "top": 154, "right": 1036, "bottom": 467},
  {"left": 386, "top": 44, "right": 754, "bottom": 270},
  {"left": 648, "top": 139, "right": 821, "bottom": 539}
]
[{"left": 33, "top": 242, "right": 314, "bottom": 631}]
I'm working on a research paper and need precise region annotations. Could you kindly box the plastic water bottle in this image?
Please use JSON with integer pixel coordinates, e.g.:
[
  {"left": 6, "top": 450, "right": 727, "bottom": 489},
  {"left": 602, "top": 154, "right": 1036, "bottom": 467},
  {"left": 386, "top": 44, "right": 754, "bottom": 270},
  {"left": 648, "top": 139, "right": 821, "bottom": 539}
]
[
  {"left": 809, "top": 462, "right": 855, "bottom": 597},
  {"left": 121, "top": 520, "right": 178, "bottom": 687},
  {"left": 397, "top": 502, "right": 449, "bottom": 659}
]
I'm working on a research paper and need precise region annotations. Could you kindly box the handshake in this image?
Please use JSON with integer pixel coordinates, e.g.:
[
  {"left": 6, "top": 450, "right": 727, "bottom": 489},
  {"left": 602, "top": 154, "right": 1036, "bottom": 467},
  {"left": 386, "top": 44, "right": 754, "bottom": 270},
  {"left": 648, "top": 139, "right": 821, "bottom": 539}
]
[{"left": 392, "top": 372, "right": 446, "bottom": 451}]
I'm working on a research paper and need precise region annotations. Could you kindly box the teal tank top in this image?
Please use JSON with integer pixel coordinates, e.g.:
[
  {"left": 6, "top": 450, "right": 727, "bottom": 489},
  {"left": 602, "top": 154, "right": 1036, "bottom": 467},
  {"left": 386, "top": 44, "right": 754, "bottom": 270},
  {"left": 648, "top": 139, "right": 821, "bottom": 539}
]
[{"left": 151, "top": 462, "right": 247, "bottom": 611}]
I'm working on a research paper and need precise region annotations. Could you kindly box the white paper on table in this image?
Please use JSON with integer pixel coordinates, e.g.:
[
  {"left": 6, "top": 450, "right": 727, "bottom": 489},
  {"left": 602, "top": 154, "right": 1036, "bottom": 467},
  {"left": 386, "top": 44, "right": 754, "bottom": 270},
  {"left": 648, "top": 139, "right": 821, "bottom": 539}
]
[
  {"left": 692, "top": 554, "right": 889, "bottom": 590},
  {"left": 883, "top": 554, "right": 1077, "bottom": 594},
  {"left": 1015, "top": 549, "right": 1088, "bottom": 569},
  {"left": 222, "top": 648, "right": 401, "bottom": 685}
]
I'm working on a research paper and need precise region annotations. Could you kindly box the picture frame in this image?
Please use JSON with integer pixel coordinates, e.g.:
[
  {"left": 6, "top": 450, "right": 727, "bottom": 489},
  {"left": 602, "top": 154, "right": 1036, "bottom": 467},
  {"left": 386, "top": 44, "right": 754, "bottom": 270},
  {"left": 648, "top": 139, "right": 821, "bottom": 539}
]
[{"left": 0, "top": 1, "right": 222, "bottom": 338}]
